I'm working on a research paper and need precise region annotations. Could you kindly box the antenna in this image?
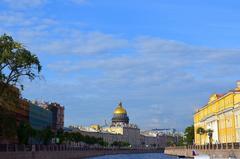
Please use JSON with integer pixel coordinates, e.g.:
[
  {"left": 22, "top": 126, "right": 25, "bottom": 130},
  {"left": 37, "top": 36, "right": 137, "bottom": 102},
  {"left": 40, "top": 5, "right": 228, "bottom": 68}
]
[{"left": 104, "top": 119, "right": 109, "bottom": 126}]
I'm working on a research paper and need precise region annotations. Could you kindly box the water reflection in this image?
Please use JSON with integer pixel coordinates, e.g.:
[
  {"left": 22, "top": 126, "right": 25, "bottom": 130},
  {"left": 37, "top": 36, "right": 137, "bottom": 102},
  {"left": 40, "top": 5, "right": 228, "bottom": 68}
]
[{"left": 88, "top": 153, "right": 178, "bottom": 159}]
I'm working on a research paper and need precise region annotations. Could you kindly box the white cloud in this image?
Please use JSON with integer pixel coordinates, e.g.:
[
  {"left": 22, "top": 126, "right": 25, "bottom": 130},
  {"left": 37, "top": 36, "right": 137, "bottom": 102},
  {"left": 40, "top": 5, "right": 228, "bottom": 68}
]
[
  {"left": 48, "top": 37, "right": 240, "bottom": 87},
  {"left": 71, "top": 0, "right": 89, "bottom": 5},
  {"left": 1, "top": 0, "right": 46, "bottom": 9},
  {"left": 37, "top": 31, "right": 128, "bottom": 55},
  {"left": 0, "top": 11, "right": 57, "bottom": 29}
]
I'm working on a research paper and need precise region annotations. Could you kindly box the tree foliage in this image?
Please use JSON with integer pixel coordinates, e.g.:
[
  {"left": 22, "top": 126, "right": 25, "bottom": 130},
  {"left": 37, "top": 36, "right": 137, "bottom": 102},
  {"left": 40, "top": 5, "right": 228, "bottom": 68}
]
[
  {"left": 111, "top": 141, "right": 130, "bottom": 148},
  {"left": 61, "top": 132, "right": 108, "bottom": 147},
  {"left": 196, "top": 127, "right": 205, "bottom": 145},
  {"left": 39, "top": 127, "right": 54, "bottom": 145},
  {"left": 0, "top": 108, "right": 17, "bottom": 140},
  {"left": 0, "top": 33, "right": 42, "bottom": 94},
  {"left": 17, "top": 124, "right": 54, "bottom": 145},
  {"left": 205, "top": 129, "right": 213, "bottom": 144},
  {"left": 196, "top": 127, "right": 205, "bottom": 135},
  {"left": 184, "top": 125, "right": 194, "bottom": 145},
  {"left": 17, "top": 122, "right": 34, "bottom": 144}
]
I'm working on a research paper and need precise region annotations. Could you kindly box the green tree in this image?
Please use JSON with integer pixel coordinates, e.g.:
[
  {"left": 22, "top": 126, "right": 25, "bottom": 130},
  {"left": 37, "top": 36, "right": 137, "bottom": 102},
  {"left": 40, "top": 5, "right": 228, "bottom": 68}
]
[
  {"left": 205, "top": 129, "right": 213, "bottom": 145},
  {"left": 40, "top": 127, "right": 54, "bottom": 145},
  {"left": 56, "top": 129, "right": 64, "bottom": 144},
  {"left": 176, "top": 136, "right": 184, "bottom": 146},
  {"left": 0, "top": 33, "right": 41, "bottom": 143},
  {"left": 111, "top": 141, "right": 130, "bottom": 148},
  {"left": 0, "top": 109, "right": 17, "bottom": 140},
  {"left": 98, "top": 140, "right": 108, "bottom": 147},
  {"left": 196, "top": 127, "right": 205, "bottom": 145},
  {"left": 184, "top": 125, "right": 194, "bottom": 145},
  {"left": 0, "top": 33, "right": 42, "bottom": 96},
  {"left": 17, "top": 122, "right": 34, "bottom": 144}
]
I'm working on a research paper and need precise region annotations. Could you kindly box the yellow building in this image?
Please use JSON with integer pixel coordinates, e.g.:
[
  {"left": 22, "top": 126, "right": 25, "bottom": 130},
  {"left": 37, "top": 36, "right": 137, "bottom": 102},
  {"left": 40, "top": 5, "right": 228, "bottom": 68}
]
[{"left": 194, "top": 81, "right": 240, "bottom": 145}]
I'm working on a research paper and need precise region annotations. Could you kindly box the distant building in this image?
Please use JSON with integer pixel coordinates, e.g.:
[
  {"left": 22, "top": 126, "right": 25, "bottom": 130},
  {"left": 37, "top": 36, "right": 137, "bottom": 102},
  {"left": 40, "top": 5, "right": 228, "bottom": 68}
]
[
  {"left": 29, "top": 102, "right": 52, "bottom": 130},
  {"left": 194, "top": 81, "right": 240, "bottom": 145},
  {"left": 47, "top": 102, "right": 64, "bottom": 131},
  {"left": 140, "top": 129, "right": 182, "bottom": 147},
  {"left": 30, "top": 101, "right": 65, "bottom": 131},
  {"left": 68, "top": 102, "right": 177, "bottom": 148},
  {"left": 149, "top": 128, "right": 177, "bottom": 135}
]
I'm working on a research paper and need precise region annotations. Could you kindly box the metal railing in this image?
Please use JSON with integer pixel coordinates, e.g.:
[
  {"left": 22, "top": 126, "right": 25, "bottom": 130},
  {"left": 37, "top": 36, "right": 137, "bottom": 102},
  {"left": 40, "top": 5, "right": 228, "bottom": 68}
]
[
  {"left": 0, "top": 144, "right": 161, "bottom": 152},
  {"left": 0, "top": 144, "right": 108, "bottom": 152},
  {"left": 166, "top": 143, "right": 240, "bottom": 150}
]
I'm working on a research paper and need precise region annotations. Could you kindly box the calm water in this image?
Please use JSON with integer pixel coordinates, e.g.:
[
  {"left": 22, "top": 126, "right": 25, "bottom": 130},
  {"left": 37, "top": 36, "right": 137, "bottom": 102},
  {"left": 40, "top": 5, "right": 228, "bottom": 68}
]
[{"left": 87, "top": 153, "right": 178, "bottom": 159}]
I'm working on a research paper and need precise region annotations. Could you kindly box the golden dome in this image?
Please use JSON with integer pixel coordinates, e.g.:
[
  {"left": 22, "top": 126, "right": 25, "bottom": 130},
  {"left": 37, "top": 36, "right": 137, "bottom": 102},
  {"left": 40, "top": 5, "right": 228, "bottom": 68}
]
[{"left": 113, "top": 102, "right": 127, "bottom": 114}]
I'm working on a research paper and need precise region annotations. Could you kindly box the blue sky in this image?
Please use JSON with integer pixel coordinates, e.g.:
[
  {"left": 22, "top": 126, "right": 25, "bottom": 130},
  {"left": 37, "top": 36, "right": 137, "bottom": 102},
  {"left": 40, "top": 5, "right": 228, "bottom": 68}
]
[{"left": 1, "top": 0, "right": 240, "bottom": 131}]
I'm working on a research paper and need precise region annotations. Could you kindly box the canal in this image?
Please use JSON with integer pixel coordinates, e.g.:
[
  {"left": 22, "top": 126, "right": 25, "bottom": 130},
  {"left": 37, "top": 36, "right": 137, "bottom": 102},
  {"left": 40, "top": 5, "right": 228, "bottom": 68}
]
[{"left": 87, "top": 153, "right": 178, "bottom": 159}]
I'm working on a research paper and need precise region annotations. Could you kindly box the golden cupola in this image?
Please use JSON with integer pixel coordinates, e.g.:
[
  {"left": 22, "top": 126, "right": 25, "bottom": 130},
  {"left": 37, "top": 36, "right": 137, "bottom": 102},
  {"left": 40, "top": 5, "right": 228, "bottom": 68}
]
[
  {"left": 112, "top": 102, "right": 129, "bottom": 124},
  {"left": 113, "top": 102, "right": 127, "bottom": 114}
]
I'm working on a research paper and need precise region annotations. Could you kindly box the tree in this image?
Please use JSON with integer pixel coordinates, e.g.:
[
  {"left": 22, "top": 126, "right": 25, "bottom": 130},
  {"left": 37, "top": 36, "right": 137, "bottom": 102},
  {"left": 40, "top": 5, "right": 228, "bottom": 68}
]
[
  {"left": 17, "top": 122, "right": 34, "bottom": 144},
  {"left": 111, "top": 141, "right": 130, "bottom": 148},
  {"left": 205, "top": 129, "right": 213, "bottom": 145},
  {"left": 196, "top": 127, "right": 205, "bottom": 145},
  {"left": 184, "top": 125, "right": 194, "bottom": 145},
  {"left": 0, "top": 109, "right": 17, "bottom": 140},
  {"left": 0, "top": 34, "right": 41, "bottom": 142},
  {"left": 176, "top": 136, "right": 184, "bottom": 146},
  {"left": 56, "top": 129, "right": 64, "bottom": 144},
  {"left": 40, "top": 127, "right": 54, "bottom": 145},
  {"left": 0, "top": 33, "right": 42, "bottom": 95}
]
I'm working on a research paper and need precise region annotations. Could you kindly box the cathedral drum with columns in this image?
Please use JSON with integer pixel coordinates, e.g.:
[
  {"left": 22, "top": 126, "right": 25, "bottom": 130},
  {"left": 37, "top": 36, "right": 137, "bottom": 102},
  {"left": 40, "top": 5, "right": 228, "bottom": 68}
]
[{"left": 112, "top": 102, "right": 129, "bottom": 126}]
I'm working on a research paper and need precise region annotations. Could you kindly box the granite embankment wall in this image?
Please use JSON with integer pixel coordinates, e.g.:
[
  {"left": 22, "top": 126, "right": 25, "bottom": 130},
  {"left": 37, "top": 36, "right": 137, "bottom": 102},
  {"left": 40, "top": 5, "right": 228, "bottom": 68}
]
[
  {"left": 164, "top": 147, "right": 194, "bottom": 158},
  {"left": 0, "top": 149, "right": 163, "bottom": 159},
  {"left": 164, "top": 144, "right": 240, "bottom": 158}
]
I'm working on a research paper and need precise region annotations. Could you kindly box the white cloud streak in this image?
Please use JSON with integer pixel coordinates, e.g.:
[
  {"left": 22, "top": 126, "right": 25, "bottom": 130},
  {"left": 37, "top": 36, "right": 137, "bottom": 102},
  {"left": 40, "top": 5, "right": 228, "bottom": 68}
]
[{"left": 1, "top": 0, "right": 46, "bottom": 9}]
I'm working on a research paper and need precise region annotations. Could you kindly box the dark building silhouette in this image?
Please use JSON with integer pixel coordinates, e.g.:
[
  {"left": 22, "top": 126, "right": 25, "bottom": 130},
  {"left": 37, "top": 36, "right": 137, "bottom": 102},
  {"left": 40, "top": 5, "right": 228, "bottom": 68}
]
[{"left": 47, "top": 103, "right": 64, "bottom": 131}]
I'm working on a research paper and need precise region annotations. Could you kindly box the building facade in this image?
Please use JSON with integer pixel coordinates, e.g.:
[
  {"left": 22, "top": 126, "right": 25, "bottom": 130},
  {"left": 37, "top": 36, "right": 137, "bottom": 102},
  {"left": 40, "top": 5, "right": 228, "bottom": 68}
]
[
  {"left": 47, "top": 102, "right": 64, "bottom": 131},
  {"left": 29, "top": 103, "right": 52, "bottom": 130},
  {"left": 194, "top": 81, "right": 240, "bottom": 145}
]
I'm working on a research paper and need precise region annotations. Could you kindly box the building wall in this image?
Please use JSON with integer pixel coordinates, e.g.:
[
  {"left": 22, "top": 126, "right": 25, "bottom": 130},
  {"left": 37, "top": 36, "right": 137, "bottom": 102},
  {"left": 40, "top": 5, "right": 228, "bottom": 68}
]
[
  {"left": 72, "top": 126, "right": 171, "bottom": 148},
  {"left": 29, "top": 103, "right": 52, "bottom": 130},
  {"left": 194, "top": 83, "right": 240, "bottom": 145},
  {"left": 234, "top": 105, "right": 240, "bottom": 142},
  {"left": 123, "top": 127, "right": 140, "bottom": 147},
  {"left": 47, "top": 103, "right": 64, "bottom": 131},
  {"left": 103, "top": 126, "right": 123, "bottom": 134}
]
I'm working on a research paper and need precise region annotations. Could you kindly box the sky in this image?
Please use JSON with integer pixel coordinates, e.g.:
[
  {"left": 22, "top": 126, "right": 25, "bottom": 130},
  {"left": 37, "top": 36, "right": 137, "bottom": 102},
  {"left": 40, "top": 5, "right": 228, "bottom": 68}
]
[{"left": 1, "top": 0, "right": 240, "bottom": 131}]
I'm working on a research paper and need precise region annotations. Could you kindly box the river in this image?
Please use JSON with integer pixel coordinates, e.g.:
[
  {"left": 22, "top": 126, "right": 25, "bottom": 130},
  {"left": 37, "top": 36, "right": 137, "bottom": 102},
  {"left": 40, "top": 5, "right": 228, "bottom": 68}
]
[{"left": 87, "top": 153, "right": 178, "bottom": 159}]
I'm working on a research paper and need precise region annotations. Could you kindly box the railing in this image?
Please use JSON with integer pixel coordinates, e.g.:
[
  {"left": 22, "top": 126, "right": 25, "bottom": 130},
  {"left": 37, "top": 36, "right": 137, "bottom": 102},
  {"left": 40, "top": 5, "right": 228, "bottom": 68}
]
[
  {"left": 0, "top": 144, "right": 109, "bottom": 152},
  {"left": 166, "top": 142, "right": 240, "bottom": 150},
  {"left": 0, "top": 144, "right": 160, "bottom": 152}
]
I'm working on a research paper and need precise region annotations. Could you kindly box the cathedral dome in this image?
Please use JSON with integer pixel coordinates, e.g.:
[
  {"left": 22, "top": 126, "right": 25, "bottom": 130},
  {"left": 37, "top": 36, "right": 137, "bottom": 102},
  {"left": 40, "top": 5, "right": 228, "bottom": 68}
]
[
  {"left": 113, "top": 102, "right": 127, "bottom": 114},
  {"left": 112, "top": 102, "right": 129, "bottom": 125}
]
